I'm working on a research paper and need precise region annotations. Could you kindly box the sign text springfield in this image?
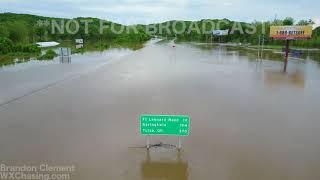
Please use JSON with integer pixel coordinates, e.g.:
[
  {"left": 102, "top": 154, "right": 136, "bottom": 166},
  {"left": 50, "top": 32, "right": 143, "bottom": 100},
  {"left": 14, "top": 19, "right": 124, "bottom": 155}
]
[{"left": 140, "top": 115, "right": 190, "bottom": 136}]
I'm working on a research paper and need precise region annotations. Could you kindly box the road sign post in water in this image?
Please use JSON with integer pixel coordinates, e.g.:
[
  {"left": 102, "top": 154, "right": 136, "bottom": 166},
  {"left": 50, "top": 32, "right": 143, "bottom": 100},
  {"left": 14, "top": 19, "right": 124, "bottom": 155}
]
[
  {"left": 270, "top": 26, "right": 312, "bottom": 72},
  {"left": 140, "top": 115, "right": 190, "bottom": 136},
  {"left": 140, "top": 114, "right": 190, "bottom": 150}
]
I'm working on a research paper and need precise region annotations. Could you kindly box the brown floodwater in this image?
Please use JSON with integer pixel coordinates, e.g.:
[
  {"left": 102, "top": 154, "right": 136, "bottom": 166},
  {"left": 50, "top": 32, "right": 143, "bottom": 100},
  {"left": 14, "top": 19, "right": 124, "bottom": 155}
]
[{"left": 0, "top": 40, "right": 320, "bottom": 180}]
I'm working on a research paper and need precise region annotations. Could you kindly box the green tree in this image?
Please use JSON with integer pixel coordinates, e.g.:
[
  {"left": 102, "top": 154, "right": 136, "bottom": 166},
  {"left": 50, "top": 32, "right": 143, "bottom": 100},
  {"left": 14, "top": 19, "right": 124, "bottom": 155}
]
[
  {"left": 7, "top": 21, "right": 29, "bottom": 43},
  {"left": 297, "top": 19, "right": 315, "bottom": 25},
  {"left": 0, "top": 37, "right": 13, "bottom": 54},
  {"left": 283, "top": 17, "right": 294, "bottom": 25},
  {"left": 35, "top": 26, "right": 47, "bottom": 41},
  {"left": 0, "top": 25, "right": 9, "bottom": 38}
]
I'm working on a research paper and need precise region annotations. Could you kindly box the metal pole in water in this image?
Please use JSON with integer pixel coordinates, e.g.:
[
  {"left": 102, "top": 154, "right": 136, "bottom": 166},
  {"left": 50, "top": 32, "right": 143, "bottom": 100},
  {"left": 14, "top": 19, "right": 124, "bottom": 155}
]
[
  {"left": 261, "top": 34, "right": 264, "bottom": 60},
  {"left": 146, "top": 135, "right": 150, "bottom": 149},
  {"left": 257, "top": 35, "right": 261, "bottom": 61},
  {"left": 284, "top": 40, "right": 290, "bottom": 72}
]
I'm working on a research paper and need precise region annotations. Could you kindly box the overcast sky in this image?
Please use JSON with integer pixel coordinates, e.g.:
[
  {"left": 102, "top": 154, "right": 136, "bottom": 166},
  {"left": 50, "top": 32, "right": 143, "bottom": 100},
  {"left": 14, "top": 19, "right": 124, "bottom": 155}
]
[{"left": 0, "top": 0, "right": 319, "bottom": 27}]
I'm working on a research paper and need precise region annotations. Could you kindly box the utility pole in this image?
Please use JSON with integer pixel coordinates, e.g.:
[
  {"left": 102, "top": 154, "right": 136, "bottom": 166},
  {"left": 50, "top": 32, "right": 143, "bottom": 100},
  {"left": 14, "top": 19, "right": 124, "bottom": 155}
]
[
  {"left": 261, "top": 34, "right": 265, "bottom": 60},
  {"left": 257, "top": 35, "right": 261, "bottom": 60}
]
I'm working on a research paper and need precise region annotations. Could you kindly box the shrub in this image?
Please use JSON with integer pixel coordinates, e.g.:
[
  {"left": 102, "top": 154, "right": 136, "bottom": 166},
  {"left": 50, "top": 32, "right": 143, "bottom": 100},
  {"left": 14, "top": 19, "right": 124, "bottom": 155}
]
[
  {"left": 0, "top": 37, "right": 14, "bottom": 54},
  {"left": 37, "top": 49, "right": 57, "bottom": 60}
]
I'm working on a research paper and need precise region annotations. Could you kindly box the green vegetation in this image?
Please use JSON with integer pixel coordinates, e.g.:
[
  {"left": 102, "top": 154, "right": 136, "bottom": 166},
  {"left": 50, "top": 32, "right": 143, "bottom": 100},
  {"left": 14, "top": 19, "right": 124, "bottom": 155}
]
[
  {"left": 0, "top": 41, "right": 145, "bottom": 67},
  {"left": 146, "top": 17, "right": 319, "bottom": 48},
  {"left": 0, "top": 13, "right": 150, "bottom": 55},
  {"left": 0, "top": 37, "right": 13, "bottom": 54},
  {"left": 282, "top": 17, "right": 294, "bottom": 26},
  {"left": 0, "top": 13, "right": 319, "bottom": 59},
  {"left": 0, "top": 37, "right": 41, "bottom": 55},
  {"left": 0, "top": 13, "right": 150, "bottom": 43},
  {"left": 37, "top": 49, "right": 57, "bottom": 60},
  {"left": 0, "top": 55, "right": 32, "bottom": 67}
]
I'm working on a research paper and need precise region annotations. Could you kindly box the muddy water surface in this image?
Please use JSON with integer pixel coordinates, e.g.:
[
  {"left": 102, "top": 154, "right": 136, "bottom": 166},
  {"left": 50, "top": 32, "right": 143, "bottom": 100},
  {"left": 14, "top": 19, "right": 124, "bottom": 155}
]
[{"left": 0, "top": 41, "right": 320, "bottom": 180}]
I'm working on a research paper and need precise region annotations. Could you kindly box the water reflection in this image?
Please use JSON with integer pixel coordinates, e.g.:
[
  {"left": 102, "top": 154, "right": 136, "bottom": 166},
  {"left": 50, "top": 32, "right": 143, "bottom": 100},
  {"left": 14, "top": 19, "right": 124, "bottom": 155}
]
[
  {"left": 58, "top": 48, "right": 72, "bottom": 63},
  {"left": 0, "top": 41, "right": 145, "bottom": 68},
  {"left": 0, "top": 55, "right": 36, "bottom": 67},
  {"left": 59, "top": 56, "right": 72, "bottom": 63},
  {"left": 264, "top": 70, "right": 305, "bottom": 88},
  {"left": 192, "top": 43, "right": 320, "bottom": 63},
  {"left": 141, "top": 150, "right": 188, "bottom": 180}
]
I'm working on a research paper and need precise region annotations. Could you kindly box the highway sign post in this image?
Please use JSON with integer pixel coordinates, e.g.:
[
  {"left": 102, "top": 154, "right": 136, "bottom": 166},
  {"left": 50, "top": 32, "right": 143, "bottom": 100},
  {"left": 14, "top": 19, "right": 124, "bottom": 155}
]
[{"left": 140, "top": 114, "right": 190, "bottom": 150}]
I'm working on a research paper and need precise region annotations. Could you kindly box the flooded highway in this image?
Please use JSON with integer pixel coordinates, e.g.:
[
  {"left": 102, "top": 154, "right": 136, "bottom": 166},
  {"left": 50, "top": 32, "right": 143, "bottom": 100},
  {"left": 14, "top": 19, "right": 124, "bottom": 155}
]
[{"left": 1, "top": 40, "right": 320, "bottom": 180}]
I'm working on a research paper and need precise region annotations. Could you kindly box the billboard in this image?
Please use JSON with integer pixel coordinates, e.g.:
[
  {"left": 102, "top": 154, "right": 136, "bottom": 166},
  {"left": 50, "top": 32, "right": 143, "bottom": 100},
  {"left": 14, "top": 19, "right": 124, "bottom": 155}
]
[
  {"left": 212, "top": 30, "right": 229, "bottom": 36},
  {"left": 270, "top": 26, "right": 312, "bottom": 40}
]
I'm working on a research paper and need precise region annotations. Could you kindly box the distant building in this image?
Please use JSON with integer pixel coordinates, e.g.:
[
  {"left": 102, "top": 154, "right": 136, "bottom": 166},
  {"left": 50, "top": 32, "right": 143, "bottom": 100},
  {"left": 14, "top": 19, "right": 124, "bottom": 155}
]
[
  {"left": 212, "top": 30, "right": 229, "bottom": 36},
  {"left": 36, "top": 41, "right": 60, "bottom": 48},
  {"left": 75, "top": 39, "right": 84, "bottom": 44}
]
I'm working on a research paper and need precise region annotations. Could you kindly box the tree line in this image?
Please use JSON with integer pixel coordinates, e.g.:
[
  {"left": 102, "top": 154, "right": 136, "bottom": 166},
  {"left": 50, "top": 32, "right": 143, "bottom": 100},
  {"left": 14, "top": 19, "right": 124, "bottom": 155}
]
[
  {"left": 145, "top": 17, "right": 319, "bottom": 48},
  {"left": 0, "top": 13, "right": 319, "bottom": 55},
  {"left": 0, "top": 13, "right": 151, "bottom": 55}
]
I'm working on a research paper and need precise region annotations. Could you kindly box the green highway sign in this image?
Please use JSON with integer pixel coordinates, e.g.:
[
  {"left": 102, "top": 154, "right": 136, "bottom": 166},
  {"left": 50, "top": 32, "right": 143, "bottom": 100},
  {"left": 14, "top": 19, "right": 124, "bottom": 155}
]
[{"left": 140, "top": 115, "right": 190, "bottom": 136}]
